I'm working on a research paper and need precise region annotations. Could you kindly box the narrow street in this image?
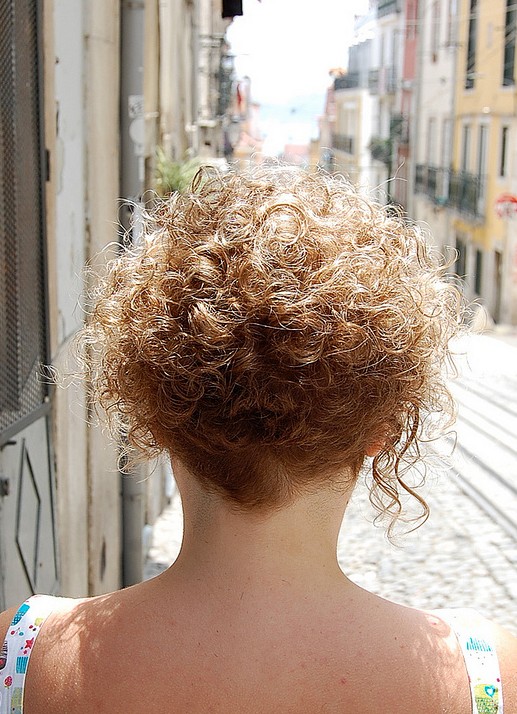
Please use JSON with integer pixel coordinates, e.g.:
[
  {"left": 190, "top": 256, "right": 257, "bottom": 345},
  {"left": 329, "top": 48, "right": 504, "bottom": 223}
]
[{"left": 145, "top": 332, "right": 517, "bottom": 636}]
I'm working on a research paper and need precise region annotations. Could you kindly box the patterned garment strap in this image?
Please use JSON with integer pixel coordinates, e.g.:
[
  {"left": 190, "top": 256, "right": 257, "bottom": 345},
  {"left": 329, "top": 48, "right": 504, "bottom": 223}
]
[
  {"left": 0, "top": 595, "right": 57, "bottom": 714},
  {"left": 439, "top": 609, "right": 503, "bottom": 714}
]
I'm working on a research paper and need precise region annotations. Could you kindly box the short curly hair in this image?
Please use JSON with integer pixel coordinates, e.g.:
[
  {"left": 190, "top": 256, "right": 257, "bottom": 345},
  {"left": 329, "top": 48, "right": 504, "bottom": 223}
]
[{"left": 82, "top": 166, "right": 460, "bottom": 523}]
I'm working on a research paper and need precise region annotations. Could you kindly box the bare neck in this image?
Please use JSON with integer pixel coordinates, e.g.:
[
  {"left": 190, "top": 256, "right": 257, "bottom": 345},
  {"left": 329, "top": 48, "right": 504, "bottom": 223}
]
[{"left": 166, "top": 459, "right": 356, "bottom": 598}]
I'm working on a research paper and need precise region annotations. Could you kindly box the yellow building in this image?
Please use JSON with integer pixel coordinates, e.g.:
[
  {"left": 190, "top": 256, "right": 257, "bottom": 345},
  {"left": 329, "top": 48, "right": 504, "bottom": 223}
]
[{"left": 452, "top": 0, "right": 517, "bottom": 323}]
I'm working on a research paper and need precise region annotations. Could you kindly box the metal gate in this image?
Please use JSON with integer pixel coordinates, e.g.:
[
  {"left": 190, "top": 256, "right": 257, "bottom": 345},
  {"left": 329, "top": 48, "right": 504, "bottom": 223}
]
[{"left": 0, "top": 0, "right": 58, "bottom": 609}]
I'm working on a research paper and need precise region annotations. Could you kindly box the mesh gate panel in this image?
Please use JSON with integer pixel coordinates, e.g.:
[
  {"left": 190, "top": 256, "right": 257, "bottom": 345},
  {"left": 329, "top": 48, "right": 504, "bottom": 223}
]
[{"left": 0, "top": 0, "right": 47, "bottom": 436}]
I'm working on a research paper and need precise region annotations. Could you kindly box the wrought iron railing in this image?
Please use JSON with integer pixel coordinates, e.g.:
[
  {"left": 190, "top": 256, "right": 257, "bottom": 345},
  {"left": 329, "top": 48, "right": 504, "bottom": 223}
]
[
  {"left": 334, "top": 72, "right": 360, "bottom": 90},
  {"left": 385, "top": 65, "right": 397, "bottom": 93},
  {"left": 415, "top": 164, "right": 426, "bottom": 193},
  {"left": 414, "top": 164, "right": 485, "bottom": 217},
  {"left": 448, "top": 170, "right": 485, "bottom": 217},
  {"left": 368, "top": 69, "right": 379, "bottom": 94},
  {"left": 332, "top": 133, "right": 355, "bottom": 154},
  {"left": 377, "top": 0, "right": 400, "bottom": 18}
]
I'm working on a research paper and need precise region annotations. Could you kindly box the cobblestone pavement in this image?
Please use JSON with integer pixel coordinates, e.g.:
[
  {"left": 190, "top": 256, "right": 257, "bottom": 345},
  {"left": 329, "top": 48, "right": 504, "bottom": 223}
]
[
  {"left": 144, "top": 332, "right": 517, "bottom": 636},
  {"left": 340, "top": 472, "right": 517, "bottom": 635}
]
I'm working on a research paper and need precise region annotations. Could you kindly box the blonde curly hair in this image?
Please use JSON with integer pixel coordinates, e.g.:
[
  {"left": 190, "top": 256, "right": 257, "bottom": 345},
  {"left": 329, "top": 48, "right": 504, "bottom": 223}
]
[{"left": 82, "top": 166, "right": 460, "bottom": 524}]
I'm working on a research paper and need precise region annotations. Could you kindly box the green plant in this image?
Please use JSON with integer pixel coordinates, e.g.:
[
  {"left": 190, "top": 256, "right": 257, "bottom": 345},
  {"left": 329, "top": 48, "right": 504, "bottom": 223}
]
[
  {"left": 155, "top": 148, "right": 202, "bottom": 195},
  {"left": 368, "top": 137, "right": 392, "bottom": 166}
]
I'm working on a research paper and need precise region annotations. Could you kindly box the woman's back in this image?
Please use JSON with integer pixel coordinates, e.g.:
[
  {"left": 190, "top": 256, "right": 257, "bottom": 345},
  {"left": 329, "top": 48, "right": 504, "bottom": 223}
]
[{"left": 4, "top": 571, "right": 514, "bottom": 713}]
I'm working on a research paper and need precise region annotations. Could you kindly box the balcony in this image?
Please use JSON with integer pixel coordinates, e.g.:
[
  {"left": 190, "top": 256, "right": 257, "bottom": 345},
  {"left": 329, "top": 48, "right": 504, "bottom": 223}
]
[
  {"left": 334, "top": 72, "right": 360, "bottom": 91},
  {"left": 377, "top": 0, "right": 401, "bottom": 18},
  {"left": 332, "top": 133, "right": 355, "bottom": 154},
  {"left": 414, "top": 164, "right": 449, "bottom": 204},
  {"left": 448, "top": 171, "right": 485, "bottom": 218},
  {"left": 414, "top": 165, "right": 485, "bottom": 217},
  {"left": 368, "top": 69, "right": 379, "bottom": 94},
  {"left": 415, "top": 164, "right": 426, "bottom": 193},
  {"left": 385, "top": 65, "right": 397, "bottom": 93},
  {"left": 369, "top": 136, "right": 392, "bottom": 165}
]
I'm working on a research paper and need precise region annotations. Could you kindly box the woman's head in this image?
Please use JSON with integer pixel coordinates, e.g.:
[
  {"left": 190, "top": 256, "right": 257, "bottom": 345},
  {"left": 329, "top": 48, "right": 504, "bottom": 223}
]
[{"left": 84, "top": 166, "right": 460, "bottom": 523}]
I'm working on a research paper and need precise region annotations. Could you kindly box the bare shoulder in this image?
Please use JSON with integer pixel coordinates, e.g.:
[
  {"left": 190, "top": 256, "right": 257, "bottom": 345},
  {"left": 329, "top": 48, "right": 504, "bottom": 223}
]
[
  {"left": 24, "top": 590, "right": 132, "bottom": 713},
  {"left": 0, "top": 604, "right": 20, "bottom": 641}
]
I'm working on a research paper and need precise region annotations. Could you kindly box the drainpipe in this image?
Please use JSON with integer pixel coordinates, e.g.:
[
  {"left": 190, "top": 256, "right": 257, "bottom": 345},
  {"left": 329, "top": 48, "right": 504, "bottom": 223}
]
[
  {"left": 119, "top": 0, "right": 145, "bottom": 586},
  {"left": 408, "top": 0, "right": 423, "bottom": 221},
  {"left": 190, "top": 0, "right": 200, "bottom": 155},
  {"left": 446, "top": 0, "right": 459, "bottom": 263}
]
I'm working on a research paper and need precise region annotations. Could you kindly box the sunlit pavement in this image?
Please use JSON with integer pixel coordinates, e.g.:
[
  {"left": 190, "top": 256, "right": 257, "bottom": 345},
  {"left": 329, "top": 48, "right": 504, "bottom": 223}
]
[{"left": 144, "top": 330, "right": 517, "bottom": 635}]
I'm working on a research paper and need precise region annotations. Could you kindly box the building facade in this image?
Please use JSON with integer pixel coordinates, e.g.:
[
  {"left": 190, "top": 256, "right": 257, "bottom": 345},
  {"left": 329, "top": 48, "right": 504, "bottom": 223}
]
[
  {"left": 329, "top": 2, "right": 406, "bottom": 202},
  {"left": 412, "top": 0, "right": 457, "bottom": 254},
  {"left": 325, "top": 0, "right": 517, "bottom": 324},
  {"left": 449, "top": 0, "right": 517, "bottom": 323},
  {"left": 331, "top": 9, "right": 383, "bottom": 195}
]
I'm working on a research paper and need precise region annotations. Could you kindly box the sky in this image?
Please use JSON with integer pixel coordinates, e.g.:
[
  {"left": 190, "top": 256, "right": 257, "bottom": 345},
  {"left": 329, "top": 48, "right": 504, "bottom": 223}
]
[{"left": 226, "top": 0, "right": 369, "bottom": 155}]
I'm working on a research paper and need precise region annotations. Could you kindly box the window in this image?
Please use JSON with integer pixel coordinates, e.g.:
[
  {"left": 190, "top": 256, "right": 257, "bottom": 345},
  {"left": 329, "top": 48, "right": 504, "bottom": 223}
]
[
  {"left": 456, "top": 235, "right": 467, "bottom": 279},
  {"left": 477, "top": 124, "right": 488, "bottom": 176},
  {"left": 500, "top": 126, "right": 509, "bottom": 176},
  {"left": 447, "top": 0, "right": 458, "bottom": 46},
  {"left": 465, "top": 0, "right": 478, "bottom": 89},
  {"left": 0, "top": 0, "right": 48, "bottom": 433},
  {"left": 474, "top": 249, "right": 483, "bottom": 295},
  {"left": 427, "top": 118, "right": 437, "bottom": 165},
  {"left": 503, "top": 0, "right": 516, "bottom": 85},
  {"left": 406, "top": 0, "right": 416, "bottom": 40},
  {"left": 477, "top": 125, "right": 488, "bottom": 210},
  {"left": 441, "top": 118, "right": 451, "bottom": 166},
  {"left": 441, "top": 118, "right": 452, "bottom": 198},
  {"left": 461, "top": 125, "right": 471, "bottom": 171},
  {"left": 431, "top": 0, "right": 441, "bottom": 62}
]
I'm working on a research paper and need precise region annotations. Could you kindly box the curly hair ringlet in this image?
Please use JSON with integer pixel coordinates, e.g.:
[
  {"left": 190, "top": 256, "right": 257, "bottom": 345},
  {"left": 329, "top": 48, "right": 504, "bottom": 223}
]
[{"left": 80, "top": 165, "right": 462, "bottom": 531}]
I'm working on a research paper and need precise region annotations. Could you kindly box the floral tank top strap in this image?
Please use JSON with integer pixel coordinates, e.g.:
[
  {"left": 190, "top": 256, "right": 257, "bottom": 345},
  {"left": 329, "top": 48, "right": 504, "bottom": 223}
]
[
  {"left": 0, "top": 595, "right": 57, "bottom": 714},
  {"left": 439, "top": 608, "right": 503, "bottom": 714}
]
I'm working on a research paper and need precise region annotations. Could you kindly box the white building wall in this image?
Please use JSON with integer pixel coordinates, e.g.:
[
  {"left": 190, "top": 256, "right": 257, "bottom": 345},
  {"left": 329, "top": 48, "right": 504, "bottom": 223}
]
[
  {"left": 413, "top": 0, "right": 456, "bottom": 252},
  {"left": 49, "top": 0, "right": 90, "bottom": 597},
  {"left": 332, "top": 9, "right": 383, "bottom": 196},
  {"left": 48, "top": 0, "right": 145, "bottom": 597},
  {"left": 360, "top": 92, "right": 380, "bottom": 194},
  {"left": 53, "top": 0, "right": 87, "bottom": 346},
  {"left": 160, "top": 0, "right": 198, "bottom": 159},
  {"left": 84, "top": 0, "right": 122, "bottom": 596}
]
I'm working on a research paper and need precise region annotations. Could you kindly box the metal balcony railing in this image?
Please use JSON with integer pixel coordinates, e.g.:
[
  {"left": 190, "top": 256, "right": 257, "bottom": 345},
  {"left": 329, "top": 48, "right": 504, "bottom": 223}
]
[
  {"left": 377, "top": 0, "right": 400, "bottom": 18},
  {"left": 385, "top": 65, "right": 397, "bottom": 93},
  {"left": 448, "top": 170, "right": 485, "bottom": 218},
  {"left": 368, "top": 69, "right": 379, "bottom": 94},
  {"left": 415, "top": 164, "right": 426, "bottom": 193},
  {"left": 332, "top": 133, "right": 355, "bottom": 154},
  {"left": 334, "top": 72, "right": 360, "bottom": 91},
  {"left": 414, "top": 165, "right": 448, "bottom": 203},
  {"left": 414, "top": 165, "right": 485, "bottom": 217},
  {"left": 427, "top": 166, "right": 438, "bottom": 196}
]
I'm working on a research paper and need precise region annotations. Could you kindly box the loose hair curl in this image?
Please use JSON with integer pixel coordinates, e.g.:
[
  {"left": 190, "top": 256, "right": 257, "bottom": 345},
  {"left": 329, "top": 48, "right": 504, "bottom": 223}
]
[{"left": 82, "top": 166, "right": 461, "bottom": 525}]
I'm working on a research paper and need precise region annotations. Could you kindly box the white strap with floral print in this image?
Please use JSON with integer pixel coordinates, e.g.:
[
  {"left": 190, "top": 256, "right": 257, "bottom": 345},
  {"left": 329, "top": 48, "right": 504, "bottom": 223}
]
[
  {"left": 0, "top": 595, "right": 57, "bottom": 714},
  {"left": 439, "top": 608, "right": 503, "bottom": 714}
]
